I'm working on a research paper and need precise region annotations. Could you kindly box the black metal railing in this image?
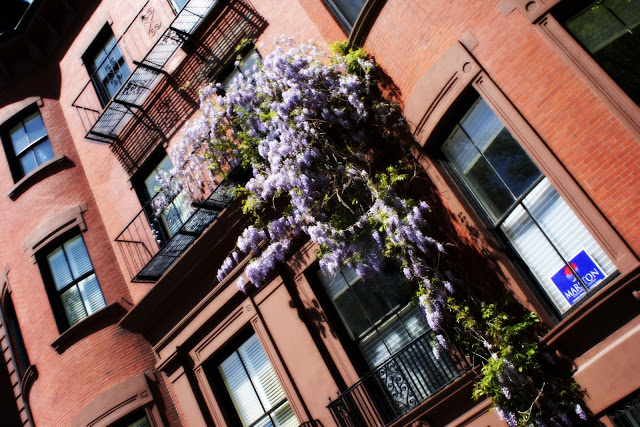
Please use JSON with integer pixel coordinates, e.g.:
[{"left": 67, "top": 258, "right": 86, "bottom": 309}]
[
  {"left": 115, "top": 167, "right": 249, "bottom": 282},
  {"left": 328, "top": 330, "right": 470, "bottom": 427},
  {"left": 72, "top": 0, "right": 220, "bottom": 143}
]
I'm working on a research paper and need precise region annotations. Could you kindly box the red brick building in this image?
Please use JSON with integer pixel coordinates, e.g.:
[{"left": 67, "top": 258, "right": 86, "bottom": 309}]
[{"left": 0, "top": 0, "right": 638, "bottom": 426}]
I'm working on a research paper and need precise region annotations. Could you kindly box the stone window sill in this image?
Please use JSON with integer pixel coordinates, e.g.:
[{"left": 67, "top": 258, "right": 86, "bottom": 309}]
[
  {"left": 51, "top": 302, "right": 126, "bottom": 354},
  {"left": 8, "top": 155, "right": 71, "bottom": 201},
  {"left": 542, "top": 265, "right": 640, "bottom": 357}
]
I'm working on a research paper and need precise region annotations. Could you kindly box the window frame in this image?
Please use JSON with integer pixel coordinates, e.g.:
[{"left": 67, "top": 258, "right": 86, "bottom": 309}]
[
  {"left": 322, "top": 0, "right": 367, "bottom": 32},
  {"left": 204, "top": 328, "right": 298, "bottom": 427},
  {"left": 0, "top": 104, "right": 55, "bottom": 182},
  {"left": 438, "top": 93, "right": 619, "bottom": 317},
  {"left": 311, "top": 265, "right": 431, "bottom": 369},
  {"left": 37, "top": 231, "right": 106, "bottom": 332},
  {"left": 405, "top": 39, "right": 635, "bottom": 324},
  {"left": 82, "top": 25, "right": 131, "bottom": 107}
]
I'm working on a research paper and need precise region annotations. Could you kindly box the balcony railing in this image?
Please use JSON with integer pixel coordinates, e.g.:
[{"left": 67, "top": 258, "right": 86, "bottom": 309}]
[
  {"left": 328, "top": 330, "right": 470, "bottom": 427},
  {"left": 115, "top": 167, "right": 249, "bottom": 282},
  {"left": 72, "top": 0, "right": 220, "bottom": 143}
]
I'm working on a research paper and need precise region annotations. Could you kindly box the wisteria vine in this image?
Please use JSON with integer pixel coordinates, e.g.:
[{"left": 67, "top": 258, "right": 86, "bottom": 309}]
[{"left": 156, "top": 38, "right": 588, "bottom": 426}]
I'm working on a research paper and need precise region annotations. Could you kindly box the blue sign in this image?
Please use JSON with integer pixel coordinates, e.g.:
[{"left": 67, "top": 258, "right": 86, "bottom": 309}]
[{"left": 550, "top": 251, "right": 605, "bottom": 306}]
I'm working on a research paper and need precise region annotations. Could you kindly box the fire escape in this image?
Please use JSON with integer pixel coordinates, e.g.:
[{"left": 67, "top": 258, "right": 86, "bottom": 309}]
[{"left": 72, "top": 0, "right": 265, "bottom": 282}]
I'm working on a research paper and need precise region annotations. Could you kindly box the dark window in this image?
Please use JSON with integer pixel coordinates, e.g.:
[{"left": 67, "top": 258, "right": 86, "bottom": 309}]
[
  {"left": 84, "top": 27, "right": 131, "bottom": 106},
  {"left": 110, "top": 409, "right": 151, "bottom": 427},
  {"left": 609, "top": 390, "right": 640, "bottom": 426},
  {"left": 221, "top": 48, "right": 262, "bottom": 91},
  {"left": 324, "top": 0, "right": 366, "bottom": 31},
  {"left": 442, "top": 97, "right": 617, "bottom": 315},
  {"left": 136, "top": 154, "right": 191, "bottom": 243},
  {"left": 1, "top": 294, "right": 30, "bottom": 380},
  {"left": 316, "top": 267, "right": 428, "bottom": 367},
  {"left": 562, "top": 0, "right": 640, "bottom": 105},
  {"left": 210, "top": 333, "right": 298, "bottom": 427},
  {"left": 42, "top": 234, "right": 106, "bottom": 330},
  {"left": 2, "top": 109, "right": 54, "bottom": 180}
]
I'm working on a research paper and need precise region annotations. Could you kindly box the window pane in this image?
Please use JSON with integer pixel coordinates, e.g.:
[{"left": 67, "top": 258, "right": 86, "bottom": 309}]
[
  {"left": 328, "top": 0, "right": 366, "bottom": 27},
  {"left": 239, "top": 50, "right": 261, "bottom": 75},
  {"left": 23, "top": 112, "right": 47, "bottom": 141},
  {"left": 378, "top": 314, "right": 413, "bottom": 355},
  {"left": 565, "top": 2, "right": 640, "bottom": 104},
  {"left": 78, "top": 274, "right": 106, "bottom": 315},
  {"left": 443, "top": 126, "right": 514, "bottom": 220},
  {"left": 501, "top": 203, "right": 575, "bottom": 312},
  {"left": 523, "top": 179, "right": 616, "bottom": 278},
  {"left": 9, "top": 123, "right": 29, "bottom": 155},
  {"left": 219, "top": 334, "right": 297, "bottom": 427},
  {"left": 482, "top": 128, "right": 541, "bottom": 197},
  {"left": 144, "top": 156, "right": 173, "bottom": 196},
  {"left": 351, "top": 277, "right": 392, "bottom": 326},
  {"left": 566, "top": 5, "right": 627, "bottom": 53},
  {"left": 47, "top": 247, "right": 73, "bottom": 290},
  {"left": 333, "top": 288, "right": 371, "bottom": 338},
  {"left": 64, "top": 235, "right": 94, "bottom": 279},
  {"left": 358, "top": 330, "right": 390, "bottom": 367},
  {"left": 606, "top": 0, "right": 640, "bottom": 28},
  {"left": 398, "top": 304, "right": 430, "bottom": 340},
  {"left": 19, "top": 152, "right": 38, "bottom": 175},
  {"left": 239, "top": 334, "right": 286, "bottom": 410},
  {"left": 220, "top": 352, "right": 264, "bottom": 426},
  {"left": 91, "top": 33, "right": 130, "bottom": 102},
  {"left": 61, "top": 286, "right": 87, "bottom": 326},
  {"left": 459, "top": 98, "right": 505, "bottom": 151},
  {"left": 34, "top": 140, "right": 54, "bottom": 165}
]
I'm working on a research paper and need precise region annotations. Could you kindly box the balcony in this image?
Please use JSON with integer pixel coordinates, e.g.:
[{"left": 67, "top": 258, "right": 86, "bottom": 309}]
[
  {"left": 328, "top": 330, "right": 470, "bottom": 427},
  {"left": 115, "top": 167, "right": 250, "bottom": 282},
  {"left": 72, "top": 0, "right": 224, "bottom": 143}
]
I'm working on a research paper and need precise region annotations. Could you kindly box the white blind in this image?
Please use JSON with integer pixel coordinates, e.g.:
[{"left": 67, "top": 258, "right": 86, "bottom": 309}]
[
  {"left": 46, "top": 235, "right": 106, "bottom": 326},
  {"left": 501, "top": 179, "right": 616, "bottom": 313},
  {"left": 219, "top": 334, "right": 298, "bottom": 427}
]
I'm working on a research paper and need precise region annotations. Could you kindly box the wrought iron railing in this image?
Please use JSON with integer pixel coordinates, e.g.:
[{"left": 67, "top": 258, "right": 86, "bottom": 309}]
[
  {"left": 609, "top": 391, "right": 640, "bottom": 426},
  {"left": 115, "top": 167, "right": 249, "bottom": 282},
  {"left": 328, "top": 330, "right": 470, "bottom": 427},
  {"left": 72, "top": 0, "right": 220, "bottom": 143}
]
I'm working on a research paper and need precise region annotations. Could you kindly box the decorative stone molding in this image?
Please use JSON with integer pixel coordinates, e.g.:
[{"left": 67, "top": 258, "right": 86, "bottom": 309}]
[
  {"left": 0, "top": 97, "right": 43, "bottom": 126},
  {"left": 21, "top": 364, "right": 38, "bottom": 403},
  {"left": 22, "top": 203, "right": 89, "bottom": 262},
  {"left": 497, "top": 0, "right": 561, "bottom": 22},
  {"left": 0, "top": 264, "right": 10, "bottom": 307},
  {"left": 51, "top": 302, "right": 126, "bottom": 354},
  {"left": 72, "top": 371, "right": 164, "bottom": 427},
  {"left": 404, "top": 40, "right": 480, "bottom": 147}
]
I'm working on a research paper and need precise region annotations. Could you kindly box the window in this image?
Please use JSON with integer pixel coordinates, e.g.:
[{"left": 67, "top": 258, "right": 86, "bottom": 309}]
[
  {"left": 170, "top": 0, "right": 188, "bottom": 13},
  {"left": 608, "top": 390, "right": 640, "bottom": 426},
  {"left": 1, "top": 294, "right": 30, "bottom": 381},
  {"left": 43, "top": 235, "right": 106, "bottom": 329},
  {"left": 110, "top": 409, "right": 151, "bottom": 427},
  {"left": 139, "top": 154, "right": 190, "bottom": 241},
  {"left": 442, "top": 97, "right": 617, "bottom": 314},
  {"left": 562, "top": 0, "right": 640, "bottom": 105},
  {"left": 316, "top": 267, "right": 429, "bottom": 367},
  {"left": 85, "top": 27, "right": 131, "bottom": 106},
  {"left": 4, "top": 109, "right": 54, "bottom": 179},
  {"left": 324, "top": 0, "right": 366, "bottom": 31},
  {"left": 215, "top": 333, "right": 298, "bottom": 427},
  {"left": 221, "top": 49, "right": 262, "bottom": 91}
]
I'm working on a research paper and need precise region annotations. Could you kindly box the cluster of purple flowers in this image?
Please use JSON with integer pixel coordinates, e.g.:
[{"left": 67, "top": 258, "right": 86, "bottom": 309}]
[{"left": 156, "top": 38, "right": 587, "bottom": 426}]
